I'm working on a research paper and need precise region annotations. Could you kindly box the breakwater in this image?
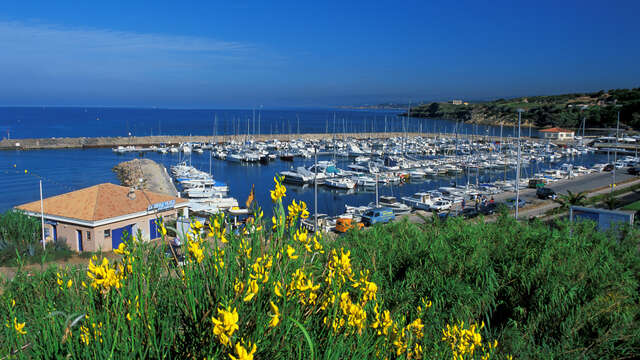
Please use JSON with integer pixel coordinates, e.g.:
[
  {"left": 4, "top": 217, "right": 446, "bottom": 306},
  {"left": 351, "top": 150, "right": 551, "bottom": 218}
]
[{"left": 1, "top": 132, "right": 529, "bottom": 150}]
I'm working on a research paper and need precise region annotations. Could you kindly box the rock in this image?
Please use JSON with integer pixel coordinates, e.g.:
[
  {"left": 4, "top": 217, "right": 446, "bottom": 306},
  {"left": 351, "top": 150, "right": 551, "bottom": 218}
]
[{"left": 113, "top": 159, "right": 179, "bottom": 197}]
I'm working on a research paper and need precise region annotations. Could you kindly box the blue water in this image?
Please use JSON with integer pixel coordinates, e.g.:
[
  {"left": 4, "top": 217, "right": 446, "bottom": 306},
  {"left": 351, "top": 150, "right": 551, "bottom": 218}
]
[
  {"left": 0, "top": 147, "right": 607, "bottom": 217},
  {"left": 0, "top": 107, "right": 536, "bottom": 139},
  {"left": 0, "top": 107, "right": 595, "bottom": 216}
]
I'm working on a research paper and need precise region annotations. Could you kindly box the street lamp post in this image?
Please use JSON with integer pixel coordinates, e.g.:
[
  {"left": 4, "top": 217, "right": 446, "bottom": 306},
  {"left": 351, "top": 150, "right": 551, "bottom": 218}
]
[
  {"left": 314, "top": 145, "right": 318, "bottom": 232},
  {"left": 515, "top": 109, "right": 524, "bottom": 220},
  {"left": 612, "top": 109, "right": 620, "bottom": 194}
]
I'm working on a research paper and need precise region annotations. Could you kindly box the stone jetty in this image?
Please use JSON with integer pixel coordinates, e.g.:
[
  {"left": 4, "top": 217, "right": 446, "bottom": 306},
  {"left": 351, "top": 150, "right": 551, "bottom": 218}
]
[{"left": 0, "top": 132, "right": 519, "bottom": 150}]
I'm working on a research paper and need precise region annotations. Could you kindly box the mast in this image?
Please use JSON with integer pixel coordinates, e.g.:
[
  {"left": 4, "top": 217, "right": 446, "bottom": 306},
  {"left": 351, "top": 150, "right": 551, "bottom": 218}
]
[
  {"left": 515, "top": 109, "right": 523, "bottom": 220},
  {"left": 258, "top": 106, "right": 261, "bottom": 138}
]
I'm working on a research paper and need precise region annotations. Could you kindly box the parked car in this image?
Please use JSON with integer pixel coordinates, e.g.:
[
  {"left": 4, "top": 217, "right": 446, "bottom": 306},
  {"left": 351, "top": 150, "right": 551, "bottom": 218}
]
[
  {"left": 479, "top": 202, "right": 500, "bottom": 215},
  {"left": 528, "top": 178, "right": 547, "bottom": 189},
  {"left": 335, "top": 217, "right": 364, "bottom": 233},
  {"left": 459, "top": 207, "right": 480, "bottom": 219},
  {"left": 505, "top": 198, "right": 527, "bottom": 209},
  {"left": 603, "top": 164, "right": 614, "bottom": 172},
  {"left": 430, "top": 200, "right": 453, "bottom": 212},
  {"left": 536, "top": 187, "right": 557, "bottom": 200},
  {"left": 437, "top": 210, "right": 461, "bottom": 221},
  {"left": 628, "top": 167, "right": 640, "bottom": 175},
  {"left": 361, "top": 207, "right": 395, "bottom": 226}
]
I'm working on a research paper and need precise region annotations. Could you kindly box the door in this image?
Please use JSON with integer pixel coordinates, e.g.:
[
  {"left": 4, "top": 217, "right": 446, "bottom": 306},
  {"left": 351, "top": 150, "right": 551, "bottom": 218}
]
[
  {"left": 52, "top": 226, "right": 57, "bottom": 242},
  {"left": 77, "top": 230, "right": 83, "bottom": 252},
  {"left": 111, "top": 224, "right": 133, "bottom": 250},
  {"left": 149, "top": 218, "right": 159, "bottom": 239}
]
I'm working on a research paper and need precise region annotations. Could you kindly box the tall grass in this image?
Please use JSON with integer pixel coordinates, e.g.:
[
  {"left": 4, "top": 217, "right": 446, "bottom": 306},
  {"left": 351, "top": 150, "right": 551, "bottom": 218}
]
[{"left": 1, "top": 180, "right": 638, "bottom": 359}]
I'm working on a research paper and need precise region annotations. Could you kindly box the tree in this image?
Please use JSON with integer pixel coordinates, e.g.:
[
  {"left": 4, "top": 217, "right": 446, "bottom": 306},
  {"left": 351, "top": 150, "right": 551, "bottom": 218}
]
[
  {"left": 554, "top": 190, "right": 587, "bottom": 210},
  {"left": 603, "top": 195, "right": 619, "bottom": 210},
  {"left": 427, "top": 102, "right": 440, "bottom": 114}
]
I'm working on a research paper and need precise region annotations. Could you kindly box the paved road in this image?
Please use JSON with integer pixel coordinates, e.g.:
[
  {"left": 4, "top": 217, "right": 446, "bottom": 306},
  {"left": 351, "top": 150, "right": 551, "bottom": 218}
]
[
  {"left": 492, "top": 170, "right": 637, "bottom": 205},
  {"left": 510, "top": 171, "right": 640, "bottom": 219},
  {"left": 403, "top": 170, "right": 640, "bottom": 222}
]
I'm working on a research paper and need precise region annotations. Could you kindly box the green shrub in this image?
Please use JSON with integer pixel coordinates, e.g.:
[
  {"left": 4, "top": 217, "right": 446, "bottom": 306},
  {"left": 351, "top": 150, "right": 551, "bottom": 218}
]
[
  {"left": 1, "top": 193, "right": 638, "bottom": 359},
  {"left": 336, "top": 216, "right": 640, "bottom": 358}
]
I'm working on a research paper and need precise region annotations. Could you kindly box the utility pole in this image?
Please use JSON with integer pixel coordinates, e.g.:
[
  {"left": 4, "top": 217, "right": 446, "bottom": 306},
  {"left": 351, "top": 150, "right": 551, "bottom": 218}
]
[
  {"left": 375, "top": 173, "right": 379, "bottom": 208},
  {"left": 612, "top": 109, "right": 620, "bottom": 194},
  {"left": 515, "top": 109, "right": 523, "bottom": 220},
  {"left": 40, "top": 180, "right": 46, "bottom": 250}
]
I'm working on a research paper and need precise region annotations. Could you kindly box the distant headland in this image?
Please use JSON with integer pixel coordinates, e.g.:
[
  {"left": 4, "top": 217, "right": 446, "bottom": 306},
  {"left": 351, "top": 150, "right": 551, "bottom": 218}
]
[
  {"left": 403, "top": 88, "right": 640, "bottom": 130},
  {"left": 344, "top": 88, "right": 640, "bottom": 130}
]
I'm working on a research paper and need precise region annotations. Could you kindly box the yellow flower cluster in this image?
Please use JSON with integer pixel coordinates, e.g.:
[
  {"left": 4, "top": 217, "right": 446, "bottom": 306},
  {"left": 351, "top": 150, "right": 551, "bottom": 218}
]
[
  {"left": 243, "top": 279, "right": 259, "bottom": 302},
  {"left": 289, "top": 268, "right": 320, "bottom": 306},
  {"left": 113, "top": 242, "right": 130, "bottom": 256},
  {"left": 192, "top": 176, "right": 501, "bottom": 359},
  {"left": 87, "top": 257, "right": 123, "bottom": 293},
  {"left": 250, "top": 255, "right": 272, "bottom": 284},
  {"left": 187, "top": 237, "right": 204, "bottom": 264},
  {"left": 213, "top": 248, "right": 225, "bottom": 272},
  {"left": 208, "top": 215, "right": 228, "bottom": 243},
  {"left": 393, "top": 318, "right": 425, "bottom": 358},
  {"left": 6, "top": 317, "right": 26, "bottom": 336},
  {"left": 294, "top": 229, "right": 324, "bottom": 254},
  {"left": 352, "top": 270, "right": 378, "bottom": 304},
  {"left": 56, "top": 272, "right": 73, "bottom": 291},
  {"left": 372, "top": 305, "right": 393, "bottom": 336},
  {"left": 442, "top": 321, "right": 496, "bottom": 360},
  {"left": 229, "top": 340, "right": 257, "bottom": 360},
  {"left": 159, "top": 221, "right": 167, "bottom": 237},
  {"left": 416, "top": 296, "right": 433, "bottom": 313},
  {"left": 286, "top": 245, "right": 298, "bottom": 260},
  {"left": 268, "top": 301, "right": 280, "bottom": 328},
  {"left": 79, "top": 317, "right": 103, "bottom": 345},
  {"left": 287, "top": 199, "right": 309, "bottom": 223},
  {"left": 212, "top": 306, "right": 240, "bottom": 347},
  {"left": 113, "top": 242, "right": 135, "bottom": 274},
  {"left": 326, "top": 248, "right": 355, "bottom": 286},
  {"left": 270, "top": 176, "right": 286, "bottom": 203},
  {"left": 239, "top": 238, "right": 252, "bottom": 259},
  {"left": 338, "top": 292, "right": 367, "bottom": 334},
  {"left": 126, "top": 295, "right": 141, "bottom": 322}
]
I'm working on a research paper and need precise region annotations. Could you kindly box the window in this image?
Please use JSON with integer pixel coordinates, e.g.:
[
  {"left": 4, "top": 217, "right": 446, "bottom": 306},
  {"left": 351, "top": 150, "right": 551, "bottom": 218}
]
[
  {"left": 104, "top": 229, "right": 111, "bottom": 238},
  {"left": 87, "top": 231, "right": 91, "bottom": 240}
]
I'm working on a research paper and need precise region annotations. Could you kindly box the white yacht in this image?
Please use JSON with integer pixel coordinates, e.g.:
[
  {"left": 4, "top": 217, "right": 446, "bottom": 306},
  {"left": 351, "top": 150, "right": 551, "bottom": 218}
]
[{"left": 325, "top": 177, "right": 356, "bottom": 190}]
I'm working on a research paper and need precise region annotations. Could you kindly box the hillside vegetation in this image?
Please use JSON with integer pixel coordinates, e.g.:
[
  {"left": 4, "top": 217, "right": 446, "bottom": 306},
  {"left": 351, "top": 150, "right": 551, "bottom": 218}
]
[
  {"left": 407, "top": 88, "right": 640, "bottom": 130},
  {"left": 1, "top": 180, "right": 639, "bottom": 359}
]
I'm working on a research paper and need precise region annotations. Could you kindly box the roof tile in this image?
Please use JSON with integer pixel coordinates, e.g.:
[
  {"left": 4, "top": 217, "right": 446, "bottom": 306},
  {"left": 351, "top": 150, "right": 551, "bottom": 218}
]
[{"left": 16, "top": 183, "right": 187, "bottom": 222}]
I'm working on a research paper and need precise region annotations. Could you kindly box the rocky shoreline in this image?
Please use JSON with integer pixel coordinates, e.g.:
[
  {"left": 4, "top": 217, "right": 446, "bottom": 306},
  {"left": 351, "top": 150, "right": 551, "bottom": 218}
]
[{"left": 112, "top": 159, "right": 179, "bottom": 197}]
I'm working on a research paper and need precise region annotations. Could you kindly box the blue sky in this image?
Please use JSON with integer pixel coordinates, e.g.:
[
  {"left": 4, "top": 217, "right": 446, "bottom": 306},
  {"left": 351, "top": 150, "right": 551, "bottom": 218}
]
[{"left": 0, "top": 0, "right": 639, "bottom": 107}]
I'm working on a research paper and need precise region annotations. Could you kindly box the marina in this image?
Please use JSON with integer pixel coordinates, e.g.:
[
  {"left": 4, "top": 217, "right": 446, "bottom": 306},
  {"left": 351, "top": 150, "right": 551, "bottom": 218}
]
[
  {"left": 2, "top": 106, "right": 638, "bottom": 229},
  {"left": 4, "top": 128, "right": 637, "bottom": 231}
]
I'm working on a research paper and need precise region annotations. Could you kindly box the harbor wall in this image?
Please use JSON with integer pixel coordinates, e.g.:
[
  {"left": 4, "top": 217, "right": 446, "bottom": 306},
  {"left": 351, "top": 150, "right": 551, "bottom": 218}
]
[{"left": 0, "top": 132, "right": 533, "bottom": 150}]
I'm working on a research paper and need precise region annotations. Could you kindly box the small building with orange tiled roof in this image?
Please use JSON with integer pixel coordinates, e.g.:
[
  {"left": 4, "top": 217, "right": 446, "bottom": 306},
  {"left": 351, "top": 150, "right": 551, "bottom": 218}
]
[
  {"left": 15, "top": 183, "right": 188, "bottom": 252},
  {"left": 538, "top": 127, "right": 575, "bottom": 140}
]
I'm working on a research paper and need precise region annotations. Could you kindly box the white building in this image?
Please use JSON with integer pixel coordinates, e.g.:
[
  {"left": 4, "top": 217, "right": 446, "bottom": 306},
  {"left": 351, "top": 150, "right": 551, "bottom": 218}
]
[{"left": 539, "top": 127, "right": 575, "bottom": 140}]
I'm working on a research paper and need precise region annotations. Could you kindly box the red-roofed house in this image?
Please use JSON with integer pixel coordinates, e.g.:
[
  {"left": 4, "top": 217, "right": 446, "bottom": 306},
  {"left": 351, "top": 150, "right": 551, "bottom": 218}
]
[
  {"left": 15, "top": 183, "right": 188, "bottom": 252},
  {"left": 538, "top": 127, "right": 575, "bottom": 140}
]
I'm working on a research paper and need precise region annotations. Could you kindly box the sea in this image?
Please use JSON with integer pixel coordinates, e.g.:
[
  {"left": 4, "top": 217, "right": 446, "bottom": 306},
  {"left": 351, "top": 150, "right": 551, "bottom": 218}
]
[{"left": 0, "top": 107, "right": 608, "bottom": 217}]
